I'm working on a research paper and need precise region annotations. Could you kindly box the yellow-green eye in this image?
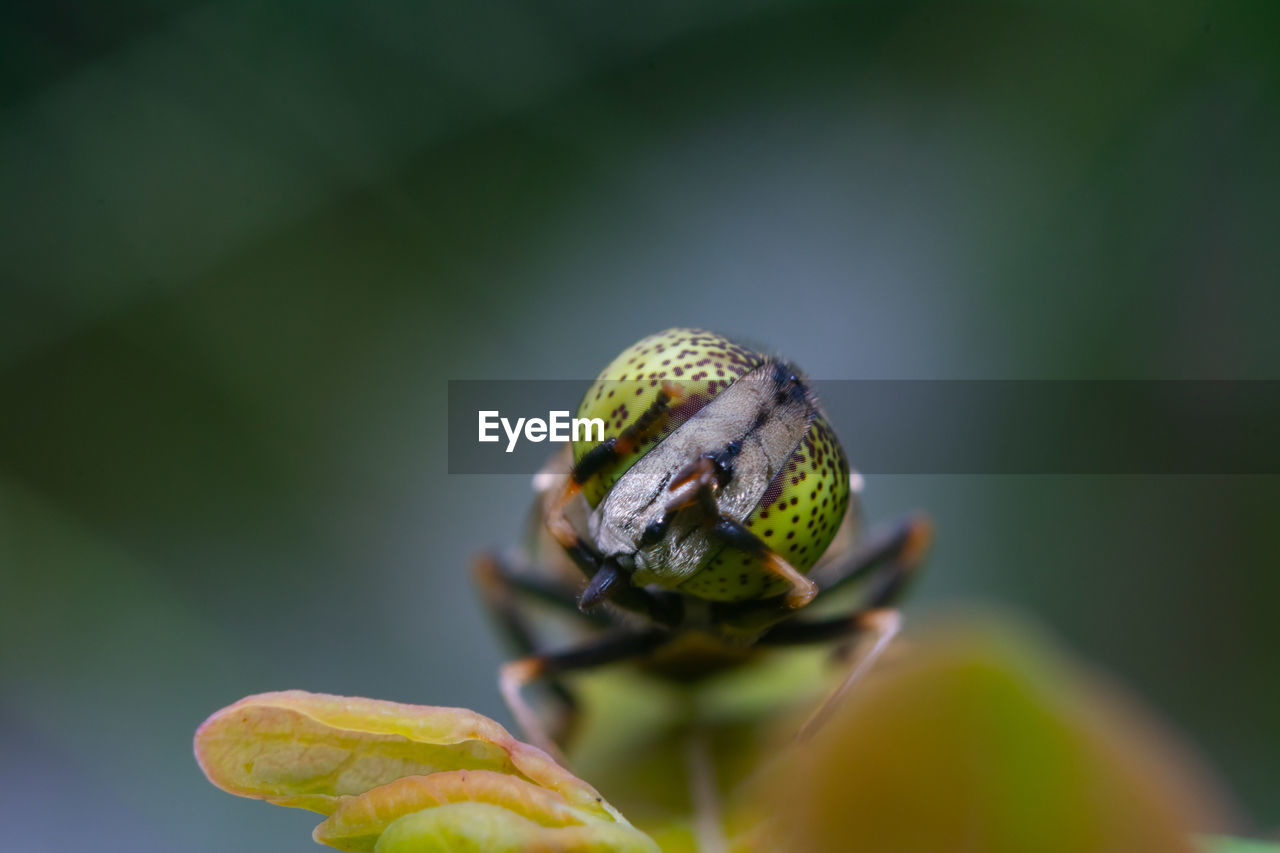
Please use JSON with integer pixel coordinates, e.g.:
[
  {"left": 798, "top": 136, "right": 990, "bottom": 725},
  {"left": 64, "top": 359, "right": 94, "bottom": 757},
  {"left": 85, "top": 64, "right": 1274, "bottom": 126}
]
[{"left": 573, "top": 328, "right": 766, "bottom": 507}]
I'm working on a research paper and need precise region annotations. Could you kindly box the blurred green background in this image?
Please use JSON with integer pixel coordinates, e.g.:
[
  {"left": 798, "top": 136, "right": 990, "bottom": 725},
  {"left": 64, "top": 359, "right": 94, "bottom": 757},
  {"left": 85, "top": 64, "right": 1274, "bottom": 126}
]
[{"left": 1, "top": 1, "right": 1278, "bottom": 850}]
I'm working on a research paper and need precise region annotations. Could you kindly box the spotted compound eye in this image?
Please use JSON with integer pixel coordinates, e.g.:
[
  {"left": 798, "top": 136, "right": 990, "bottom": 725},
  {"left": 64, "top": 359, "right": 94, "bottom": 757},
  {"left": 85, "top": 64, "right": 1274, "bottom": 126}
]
[
  {"left": 574, "top": 328, "right": 852, "bottom": 601},
  {"left": 573, "top": 328, "right": 767, "bottom": 507}
]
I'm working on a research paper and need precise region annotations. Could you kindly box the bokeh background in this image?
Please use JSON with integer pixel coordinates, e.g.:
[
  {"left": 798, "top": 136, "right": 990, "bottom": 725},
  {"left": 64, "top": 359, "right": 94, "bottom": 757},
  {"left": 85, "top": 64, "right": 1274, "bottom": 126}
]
[{"left": 2, "top": 1, "right": 1278, "bottom": 850}]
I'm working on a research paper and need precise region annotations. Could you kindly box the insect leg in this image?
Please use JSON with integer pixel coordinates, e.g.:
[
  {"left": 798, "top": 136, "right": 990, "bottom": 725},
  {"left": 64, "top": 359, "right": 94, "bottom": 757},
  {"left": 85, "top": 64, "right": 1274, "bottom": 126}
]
[
  {"left": 711, "top": 517, "right": 818, "bottom": 609},
  {"left": 546, "top": 380, "right": 686, "bottom": 550},
  {"left": 754, "top": 606, "right": 903, "bottom": 741},
  {"left": 661, "top": 456, "right": 818, "bottom": 611},
  {"left": 471, "top": 553, "right": 598, "bottom": 745},
  {"left": 545, "top": 382, "right": 688, "bottom": 615},
  {"left": 500, "top": 629, "right": 667, "bottom": 759},
  {"left": 808, "top": 512, "right": 933, "bottom": 601},
  {"left": 757, "top": 521, "right": 924, "bottom": 649},
  {"left": 791, "top": 608, "right": 901, "bottom": 741},
  {"left": 623, "top": 455, "right": 726, "bottom": 555},
  {"left": 754, "top": 534, "right": 926, "bottom": 741}
]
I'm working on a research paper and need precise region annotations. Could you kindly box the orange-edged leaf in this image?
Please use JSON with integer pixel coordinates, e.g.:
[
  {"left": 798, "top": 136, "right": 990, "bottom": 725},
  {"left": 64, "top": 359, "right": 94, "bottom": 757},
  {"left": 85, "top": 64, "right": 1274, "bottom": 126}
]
[{"left": 193, "top": 691, "right": 617, "bottom": 819}]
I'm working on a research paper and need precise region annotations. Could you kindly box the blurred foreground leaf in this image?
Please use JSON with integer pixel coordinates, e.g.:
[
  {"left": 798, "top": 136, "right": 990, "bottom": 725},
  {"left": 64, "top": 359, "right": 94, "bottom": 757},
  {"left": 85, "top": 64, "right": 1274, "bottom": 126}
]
[
  {"left": 194, "top": 690, "right": 658, "bottom": 852},
  {"left": 753, "top": 617, "right": 1233, "bottom": 853}
]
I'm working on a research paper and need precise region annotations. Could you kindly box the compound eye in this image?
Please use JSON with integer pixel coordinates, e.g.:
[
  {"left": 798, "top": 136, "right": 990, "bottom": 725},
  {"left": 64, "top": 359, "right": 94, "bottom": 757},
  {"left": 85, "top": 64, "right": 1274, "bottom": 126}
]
[{"left": 572, "top": 328, "right": 769, "bottom": 508}]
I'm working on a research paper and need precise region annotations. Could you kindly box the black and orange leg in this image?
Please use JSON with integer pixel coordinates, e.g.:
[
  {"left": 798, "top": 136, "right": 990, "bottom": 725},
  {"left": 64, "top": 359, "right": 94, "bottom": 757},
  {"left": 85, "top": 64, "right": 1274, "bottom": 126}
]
[
  {"left": 808, "top": 512, "right": 933, "bottom": 604},
  {"left": 790, "top": 607, "right": 902, "bottom": 741},
  {"left": 756, "top": 601, "right": 904, "bottom": 743},
  {"left": 711, "top": 517, "right": 819, "bottom": 609},
  {"left": 471, "top": 553, "right": 600, "bottom": 745},
  {"left": 546, "top": 380, "right": 686, "bottom": 548},
  {"left": 655, "top": 449, "right": 818, "bottom": 612},
  {"left": 755, "top": 514, "right": 933, "bottom": 740},
  {"left": 545, "top": 381, "right": 686, "bottom": 613},
  {"left": 500, "top": 628, "right": 668, "bottom": 759}
]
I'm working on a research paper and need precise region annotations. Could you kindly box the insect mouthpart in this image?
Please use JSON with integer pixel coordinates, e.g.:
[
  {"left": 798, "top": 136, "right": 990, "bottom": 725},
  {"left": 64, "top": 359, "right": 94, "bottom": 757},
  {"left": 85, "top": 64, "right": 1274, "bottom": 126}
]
[{"left": 578, "top": 558, "right": 629, "bottom": 611}]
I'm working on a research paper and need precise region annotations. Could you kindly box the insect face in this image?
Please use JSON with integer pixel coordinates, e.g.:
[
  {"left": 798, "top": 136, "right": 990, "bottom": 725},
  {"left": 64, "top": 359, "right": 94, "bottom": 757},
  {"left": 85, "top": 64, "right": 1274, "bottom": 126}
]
[
  {"left": 592, "top": 363, "right": 813, "bottom": 588},
  {"left": 571, "top": 329, "right": 853, "bottom": 604}
]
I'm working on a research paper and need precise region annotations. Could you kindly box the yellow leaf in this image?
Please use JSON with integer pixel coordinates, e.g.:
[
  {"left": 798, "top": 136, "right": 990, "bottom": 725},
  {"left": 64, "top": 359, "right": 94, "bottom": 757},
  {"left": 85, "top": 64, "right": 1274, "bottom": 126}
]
[
  {"left": 194, "top": 690, "right": 658, "bottom": 853},
  {"left": 374, "top": 801, "right": 661, "bottom": 853},
  {"left": 314, "top": 770, "right": 611, "bottom": 851}
]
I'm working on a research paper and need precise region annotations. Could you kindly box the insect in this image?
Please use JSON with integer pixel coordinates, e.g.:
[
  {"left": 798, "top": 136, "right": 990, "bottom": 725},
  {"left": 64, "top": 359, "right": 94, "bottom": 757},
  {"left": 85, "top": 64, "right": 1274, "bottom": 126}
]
[{"left": 473, "top": 328, "right": 931, "bottom": 756}]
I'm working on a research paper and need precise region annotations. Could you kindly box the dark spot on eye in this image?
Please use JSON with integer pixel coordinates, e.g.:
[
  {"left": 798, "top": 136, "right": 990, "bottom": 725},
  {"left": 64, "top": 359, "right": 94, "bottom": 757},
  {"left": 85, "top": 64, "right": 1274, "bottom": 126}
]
[
  {"left": 791, "top": 516, "right": 799, "bottom": 523},
  {"left": 786, "top": 531, "right": 794, "bottom": 539},
  {"left": 764, "top": 529, "right": 773, "bottom": 538}
]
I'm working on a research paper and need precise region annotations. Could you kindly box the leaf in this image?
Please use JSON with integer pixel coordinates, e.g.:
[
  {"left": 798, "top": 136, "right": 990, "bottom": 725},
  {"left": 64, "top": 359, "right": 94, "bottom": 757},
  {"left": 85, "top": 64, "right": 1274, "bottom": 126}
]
[
  {"left": 314, "top": 770, "right": 613, "bottom": 850},
  {"left": 375, "top": 802, "right": 662, "bottom": 853},
  {"left": 751, "top": 617, "right": 1236, "bottom": 853},
  {"left": 194, "top": 690, "right": 658, "bottom": 853}
]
